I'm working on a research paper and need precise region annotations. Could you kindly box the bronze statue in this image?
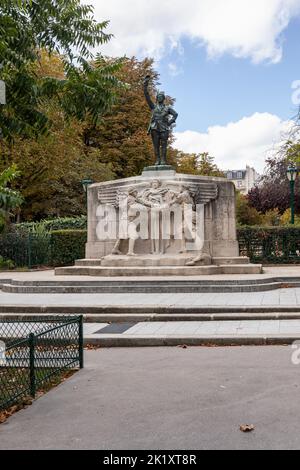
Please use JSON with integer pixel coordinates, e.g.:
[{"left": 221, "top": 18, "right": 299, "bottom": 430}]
[{"left": 144, "top": 75, "right": 178, "bottom": 166}]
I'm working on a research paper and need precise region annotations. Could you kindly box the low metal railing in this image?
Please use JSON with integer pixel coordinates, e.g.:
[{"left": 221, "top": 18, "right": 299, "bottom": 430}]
[
  {"left": 238, "top": 228, "right": 300, "bottom": 264},
  {"left": 0, "top": 316, "right": 83, "bottom": 410}
]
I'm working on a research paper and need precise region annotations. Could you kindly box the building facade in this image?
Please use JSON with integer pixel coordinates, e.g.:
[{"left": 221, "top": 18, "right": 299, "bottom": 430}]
[{"left": 225, "top": 165, "right": 259, "bottom": 195}]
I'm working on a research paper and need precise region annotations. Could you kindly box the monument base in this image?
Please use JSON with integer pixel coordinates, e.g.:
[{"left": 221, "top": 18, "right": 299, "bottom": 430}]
[
  {"left": 55, "top": 170, "right": 263, "bottom": 277},
  {"left": 55, "top": 255, "right": 262, "bottom": 276},
  {"left": 142, "top": 164, "right": 175, "bottom": 172},
  {"left": 141, "top": 165, "right": 176, "bottom": 178}
]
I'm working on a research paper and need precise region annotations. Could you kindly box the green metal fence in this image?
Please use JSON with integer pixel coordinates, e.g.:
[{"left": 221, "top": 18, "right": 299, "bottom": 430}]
[
  {"left": 0, "top": 316, "right": 83, "bottom": 410},
  {"left": 1, "top": 228, "right": 300, "bottom": 268},
  {"left": 0, "top": 232, "right": 51, "bottom": 268},
  {"left": 238, "top": 228, "right": 300, "bottom": 264}
]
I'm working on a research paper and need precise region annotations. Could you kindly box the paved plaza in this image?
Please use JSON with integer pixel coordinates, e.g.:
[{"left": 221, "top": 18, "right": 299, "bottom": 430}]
[
  {"left": 84, "top": 319, "right": 300, "bottom": 337},
  {"left": 1, "top": 346, "right": 300, "bottom": 450},
  {"left": 0, "top": 267, "right": 300, "bottom": 308},
  {"left": 0, "top": 288, "right": 299, "bottom": 307}
]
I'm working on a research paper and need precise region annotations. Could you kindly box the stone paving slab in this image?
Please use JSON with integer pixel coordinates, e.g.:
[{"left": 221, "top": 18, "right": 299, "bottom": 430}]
[
  {"left": 84, "top": 319, "right": 300, "bottom": 337},
  {"left": 81, "top": 320, "right": 300, "bottom": 345},
  {"left": 0, "top": 288, "right": 300, "bottom": 308}
]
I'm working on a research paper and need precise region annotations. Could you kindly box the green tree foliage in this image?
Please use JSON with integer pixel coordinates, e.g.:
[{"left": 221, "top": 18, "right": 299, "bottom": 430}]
[
  {"left": 0, "top": 0, "right": 122, "bottom": 139},
  {"left": 83, "top": 57, "right": 159, "bottom": 178},
  {"left": 236, "top": 192, "right": 262, "bottom": 226},
  {"left": 176, "top": 152, "right": 224, "bottom": 177},
  {"left": 280, "top": 208, "right": 300, "bottom": 226},
  {"left": 0, "top": 164, "right": 23, "bottom": 230},
  {"left": 1, "top": 98, "right": 115, "bottom": 220},
  {"left": 83, "top": 57, "right": 194, "bottom": 178},
  {"left": 281, "top": 139, "right": 300, "bottom": 168},
  {"left": 248, "top": 155, "right": 299, "bottom": 215},
  {"left": 260, "top": 208, "right": 281, "bottom": 226}
]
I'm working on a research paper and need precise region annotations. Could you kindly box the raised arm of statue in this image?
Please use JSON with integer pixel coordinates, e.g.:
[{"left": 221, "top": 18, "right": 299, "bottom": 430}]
[
  {"left": 168, "top": 107, "right": 178, "bottom": 126},
  {"left": 143, "top": 75, "right": 155, "bottom": 110}
]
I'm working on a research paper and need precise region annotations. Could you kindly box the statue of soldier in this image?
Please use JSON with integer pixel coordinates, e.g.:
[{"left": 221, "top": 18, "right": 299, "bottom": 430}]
[{"left": 143, "top": 75, "right": 178, "bottom": 166}]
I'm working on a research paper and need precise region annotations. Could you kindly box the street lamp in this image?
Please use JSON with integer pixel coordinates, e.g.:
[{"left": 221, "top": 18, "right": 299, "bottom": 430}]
[
  {"left": 81, "top": 178, "right": 94, "bottom": 214},
  {"left": 286, "top": 165, "right": 298, "bottom": 224}
]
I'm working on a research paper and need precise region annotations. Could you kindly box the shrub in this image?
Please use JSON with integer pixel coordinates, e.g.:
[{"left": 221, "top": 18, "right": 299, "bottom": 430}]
[
  {"left": 260, "top": 208, "right": 281, "bottom": 226},
  {"left": 15, "top": 216, "right": 87, "bottom": 233},
  {"left": 280, "top": 209, "right": 300, "bottom": 226},
  {"left": 50, "top": 230, "right": 87, "bottom": 267},
  {"left": 236, "top": 192, "right": 262, "bottom": 226},
  {"left": 0, "top": 256, "right": 15, "bottom": 270}
]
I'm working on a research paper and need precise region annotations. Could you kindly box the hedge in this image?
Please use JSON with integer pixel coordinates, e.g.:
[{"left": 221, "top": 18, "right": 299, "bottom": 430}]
[
  {"left": 15, "top": 216, "right": 87, "bottom": 233},
  {"left": 50, "top": 230, "right": 87, "bottom": 267},
  {"left": 237, "top": 226, "right": 300, "bottom": 264},
  {"left": 1, "top": 226, "right": 300, "bottom": 268},
  {"left": 0, "top": 229, "right": 87, "bottom": 268}
]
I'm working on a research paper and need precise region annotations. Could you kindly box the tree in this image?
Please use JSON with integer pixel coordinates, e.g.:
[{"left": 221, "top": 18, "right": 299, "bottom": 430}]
[
  {"left": 236, "top": 192, "right": 262, "bottom": 226},
  {"left": 0, "top": 99, "right": 115, "bottom": 220},
  {"left": 261, "top": 208, "right": 281, "bottom": 226},
  {"left": 83, "top": 57, "right": 180, "bottom": 178},
  {"left": 0, "top": 164, "right": 23, "bottom": 230},
  {"left": 176, "top": 152, "right": 224, "bottom": 177},
  {"left": 0, "top": 0, "right": 122, "bottom": 140},
  {"left": 283, "top": 141, "right": 300, "bottom": 168},
  {"left": 0, "top": 54, "right": 187, "bottom": 220},
  {"left": 248, "top": 155, "right": 300, "bottom": 215},
  {"left": 280, "top": 208, "right": 300, "bottom": 226}
]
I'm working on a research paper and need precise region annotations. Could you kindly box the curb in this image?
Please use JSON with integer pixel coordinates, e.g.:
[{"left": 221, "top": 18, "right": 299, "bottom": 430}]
[
  {"left": 83, "top": 334, "right": 300, "bottom": 347},
  {"left": 0, "top": 305, "right": 300, "bottom": 314},
  {"left": 2, "top": 312, "right": 300, "bottom": 322}
]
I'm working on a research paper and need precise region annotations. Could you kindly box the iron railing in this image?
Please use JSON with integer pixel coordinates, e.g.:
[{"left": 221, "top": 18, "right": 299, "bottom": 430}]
[
  {"left": 0, "top": 232, "right": 51, "bottom": 268},
  {"left": 238, "top": 228, "right": 300, "bottom": 264},
  {"left": 1, "top": 228, "right": 300, "bottom": 268},
  {"left": 0, "top": 316, "right": 83, "bottom": 410}
]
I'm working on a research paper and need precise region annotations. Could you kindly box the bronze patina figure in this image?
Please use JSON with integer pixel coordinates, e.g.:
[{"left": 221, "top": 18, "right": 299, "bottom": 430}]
[{"left": 144, "top": 75, "right": 178, "bottom": 166}]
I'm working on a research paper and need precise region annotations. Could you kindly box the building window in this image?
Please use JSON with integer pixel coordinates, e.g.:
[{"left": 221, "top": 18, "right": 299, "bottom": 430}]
[
  {"left": 227, "top": 172, "right": 232, "bottom": 179},
  {"left": 237, "top": 171, "right": 243, "bottom": 179},
  {"left": 237, "top": 180, "right": 243, "bottom": 187}
]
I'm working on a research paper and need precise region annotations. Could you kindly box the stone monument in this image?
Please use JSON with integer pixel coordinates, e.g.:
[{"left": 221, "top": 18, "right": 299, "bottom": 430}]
[{"left": 56, "top": 77, "right": 261, "bottom": 276}]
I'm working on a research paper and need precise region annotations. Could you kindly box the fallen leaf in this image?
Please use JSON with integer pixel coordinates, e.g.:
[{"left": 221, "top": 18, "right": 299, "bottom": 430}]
[
  {"left": 84, "top": 344, "right": 100, "bottom": 350},
  {"left": 240, "top": 424, "right": 255, "bottom": 433}
]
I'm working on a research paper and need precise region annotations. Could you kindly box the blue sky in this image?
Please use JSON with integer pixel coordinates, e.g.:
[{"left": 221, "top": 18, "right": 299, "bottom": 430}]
[
  {"left": 159, "top": 17, "right": 300, "bottom": 132},
  {"left": 88, "top": 0, "right": 300, "bottom": 172}
]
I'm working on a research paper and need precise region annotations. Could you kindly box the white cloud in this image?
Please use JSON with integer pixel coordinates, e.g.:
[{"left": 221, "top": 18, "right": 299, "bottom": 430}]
[
  {"left": 168, "top": 62, "right": 183, "bottom": 77},
  {"left": 174, "top": 113, "right": 293, "bottom": 172},
  {"left": 86, "top": 0, "right": 300, "bottom": 63}
]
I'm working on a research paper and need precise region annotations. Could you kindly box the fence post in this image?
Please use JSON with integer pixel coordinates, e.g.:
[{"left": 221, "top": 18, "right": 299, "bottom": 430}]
[
  {"left": 29, "top": 333, "right": 36, "bottom": 397},
  {"left": 79, "top": 316, "right": 84, "bottom": 369},
  {"left": 28, "top": 233, "right": 32, "bottom": 269}
]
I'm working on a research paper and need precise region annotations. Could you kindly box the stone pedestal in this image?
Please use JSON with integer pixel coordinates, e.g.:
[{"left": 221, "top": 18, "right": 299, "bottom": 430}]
[{"left": 55, "top": 170, "right": 262, "bottom": 276}]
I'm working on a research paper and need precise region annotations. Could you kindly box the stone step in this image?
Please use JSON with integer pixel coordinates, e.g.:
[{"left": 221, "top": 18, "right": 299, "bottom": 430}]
[
  {"left": 4, "top": 276, "right": 300, "bottom": 288},
  {"left": 83, "top": 334, "right": 300, "bottom": 347},
  {"left": 55, "top": 264, "right": 262, "bottom": 276},
  {"left": 9, "top": 276, "right": 295, "bottom": 286},
  {"left": 75, "top": 256, "right": 251, "bottom": 267},
  {"left": 3, "top": 281, "right": 299, "bottom": 293},
  {"left": 82, "top": 318, "right": 300, "bottom": 347},
  {"left": 0, "top": 305, "right": 300, "bottom": 315},
  {"left": 2, "top": 315, "right": 300, "bottom": 347},
  {"left": 2, "top": 312, "right": 300, "bottom": 323}
]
